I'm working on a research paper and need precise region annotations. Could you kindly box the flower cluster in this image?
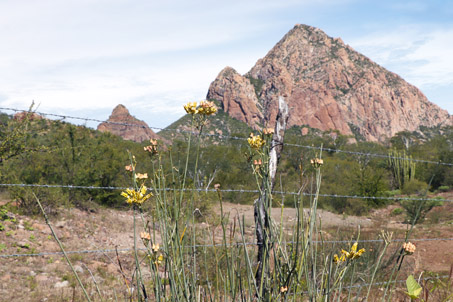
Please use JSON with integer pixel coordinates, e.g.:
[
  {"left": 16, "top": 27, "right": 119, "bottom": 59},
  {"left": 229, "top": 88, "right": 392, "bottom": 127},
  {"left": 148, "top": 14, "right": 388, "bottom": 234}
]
[
  {"left": 135, "top": 173, "right": 148, "bottom": 180},
  {"left": 197, "top": 101, "right": 217, "bottom": 115},
  {"left": 140, "top": 231, "right": 151, "bottom": 241},
  {"left": 120, "top": 185, "right": 153, "bottom": 205},
  {"left": 310, "top": 158, "right": 324, "bottom": 168},
  {"left": 402, "top": 242, "right": 416, "bottom": 254},
  {"left": 253, "top": 158, "right": 262, "bottom": 166},
  {"left": 248, "top": 133, "right": 265, "bottom": 150},
  {"left": 334, "top": 242, "right": 365, "bottom": 263},
  {"left": 144, "top": 139, "right": 158, "bottom": 155},
  {"left": 145, "top": 242, "right": 164, "bottom": 267},
  {"left": 152, "top": 243, "right": 160, "bottom": 253},
  {"left": 183, "top": 101, "right": 217, "bottom": 116},
  {"left": 184, "top": 102, "right": 198, "bottom": 115},
  {"left": 333, "top": 253, "right": 346, "bottom": 263},
  {"left": 263, "top": 127, "right": 274, "bottom": 136}
]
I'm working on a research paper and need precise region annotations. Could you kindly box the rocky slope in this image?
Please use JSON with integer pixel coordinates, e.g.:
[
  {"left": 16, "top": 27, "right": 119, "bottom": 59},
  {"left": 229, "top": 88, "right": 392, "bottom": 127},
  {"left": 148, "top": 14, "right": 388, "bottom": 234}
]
[
  {"left": 207, "top": 24, "right": 452, "bottom": 141},
  {"left": 97, "top": 104, "right": 160, "bottom": 142}
]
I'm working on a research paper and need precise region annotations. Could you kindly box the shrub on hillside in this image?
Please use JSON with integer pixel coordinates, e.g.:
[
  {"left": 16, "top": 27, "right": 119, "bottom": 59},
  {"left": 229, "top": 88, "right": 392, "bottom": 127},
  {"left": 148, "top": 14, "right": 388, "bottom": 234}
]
[
  {"left": 401, "top": 179, "right": 429, "bottom": 196},
  {"left": 400, "top": 197, "right": 443, "bottom": 224}
]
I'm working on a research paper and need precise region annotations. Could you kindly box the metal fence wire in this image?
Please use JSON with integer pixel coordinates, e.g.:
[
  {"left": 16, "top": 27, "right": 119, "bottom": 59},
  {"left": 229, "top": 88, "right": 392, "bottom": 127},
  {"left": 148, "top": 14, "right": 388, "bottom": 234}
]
[{"left": 2, "top": 106, "right": 453, "bottom": 166}]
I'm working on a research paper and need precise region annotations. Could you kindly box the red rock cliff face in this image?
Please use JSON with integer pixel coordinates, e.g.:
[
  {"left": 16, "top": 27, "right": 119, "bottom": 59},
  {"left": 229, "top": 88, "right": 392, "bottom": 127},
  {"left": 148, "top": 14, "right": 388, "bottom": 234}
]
[
  {"left": 207, "top": 24, "right": 452, "bottom": 141},
  {"left": 207, "top": 67, "right": 263, "bottom": 128},
  {"left": 97, "top": 104, "right": 160, "bottom": 143}
]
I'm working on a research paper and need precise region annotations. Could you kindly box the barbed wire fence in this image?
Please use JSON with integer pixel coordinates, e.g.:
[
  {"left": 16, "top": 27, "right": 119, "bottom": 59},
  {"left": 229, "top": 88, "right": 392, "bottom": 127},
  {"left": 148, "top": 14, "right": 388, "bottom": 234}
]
[
  {"left": 1, "top": 106, "right": 452, "bottom": 295},
  {"left": 1, "top": 106, "right": 452, "bottom": 245},
  {"left": 2, "top": 106, "right": 453, "bottom": 166},
  {"left": 1, "top": 182, "right": 452, "bottom": 204},
  {"left": 1, "top": 237, "right": 453, "bottom": 259}
]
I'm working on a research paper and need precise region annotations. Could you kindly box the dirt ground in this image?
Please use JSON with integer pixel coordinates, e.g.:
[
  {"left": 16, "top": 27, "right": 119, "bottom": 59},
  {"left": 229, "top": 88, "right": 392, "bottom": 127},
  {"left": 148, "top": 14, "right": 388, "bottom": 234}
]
[{"left": 0, "top": 194, "right": 452, "bottom": 301}]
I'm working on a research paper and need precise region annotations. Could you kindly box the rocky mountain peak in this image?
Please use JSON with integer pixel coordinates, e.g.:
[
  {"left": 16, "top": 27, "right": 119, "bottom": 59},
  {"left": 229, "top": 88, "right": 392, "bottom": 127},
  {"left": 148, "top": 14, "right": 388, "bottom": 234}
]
[
  {"left": 97, "top": 104, "right": 160, "bottom": 143},
  {"left": 207, "top": 67, "right": 263, "bottom": 128},
  {"left": 111, "top": 104, "right": 129, "bottom": 115},
  {"left": 207, "top": 24, "right": 452, "bottom": 141}
]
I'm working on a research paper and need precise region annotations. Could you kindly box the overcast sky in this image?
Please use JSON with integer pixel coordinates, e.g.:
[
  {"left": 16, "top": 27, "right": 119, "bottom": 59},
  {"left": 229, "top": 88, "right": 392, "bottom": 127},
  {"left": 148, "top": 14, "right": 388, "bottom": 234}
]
[{"left": 0, "top": 0, "right": 452, "bottom": 129}]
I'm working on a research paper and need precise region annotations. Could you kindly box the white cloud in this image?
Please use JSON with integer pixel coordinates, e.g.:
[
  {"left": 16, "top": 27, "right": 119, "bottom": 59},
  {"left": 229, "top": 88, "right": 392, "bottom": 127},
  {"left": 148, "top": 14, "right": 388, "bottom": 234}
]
[
  {"left": 349, "top": 25, "right": 453, "bottom": 113},
  {"left": 0, "top": 0, "right": 452, "bottom": 127},
  {"left": 0, "top": 0, "right": 282, "bottom": 127},
  {"left": 351, "top": 26, "right": 453, "bottom": 85}
]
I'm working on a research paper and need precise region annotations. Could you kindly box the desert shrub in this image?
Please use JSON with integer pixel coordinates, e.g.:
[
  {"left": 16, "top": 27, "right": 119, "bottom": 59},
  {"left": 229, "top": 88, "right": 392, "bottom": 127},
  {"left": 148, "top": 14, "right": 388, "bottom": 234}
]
[
  {"left": 391, "top": 207, "right": 403, "bottom": 216},
  {"left": 384, "top": 189, "right": 401, "bottom": 197},
  {"left": 8, "top": 186, "right": 69, "bottom": 216},
  {"left": 437, "top": 185, "right": 450, "bottom": 192},
  {"left": 400, "top": 197, "right": 443, "bottom": 224},
  {"left": 401, "top": 179, "right": 429, "bottom": 195}
]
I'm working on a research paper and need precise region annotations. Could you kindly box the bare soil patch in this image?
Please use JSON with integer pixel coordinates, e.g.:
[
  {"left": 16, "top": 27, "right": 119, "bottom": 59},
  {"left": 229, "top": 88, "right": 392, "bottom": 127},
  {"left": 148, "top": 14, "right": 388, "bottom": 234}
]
[{"left": 0, "top": 198, "right": 452, "bottom": 301}]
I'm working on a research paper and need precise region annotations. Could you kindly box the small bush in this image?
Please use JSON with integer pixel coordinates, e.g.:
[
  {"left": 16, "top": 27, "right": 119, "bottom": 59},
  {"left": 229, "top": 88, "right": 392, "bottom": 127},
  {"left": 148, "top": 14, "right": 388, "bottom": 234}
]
[
  {"left": 400, "top": 197, "right": 442, "bottom": 224},
  {"left": 323, "top": 197, "right": 371, "bottom": 216},
  {"left": 8, "top": 187, "right": 69, "bottom": 216},
  {"left": 391, "top": 207, "right": 403, "bottom": 216},
  {"left": 401, "top": 179, "right": 429, "bottom": 196},
  {"left": 437, "top": 185, "right": 450, "bottom": 192},
  {"left": 384, "top": 189, "right": 401, "bottom": 197}
]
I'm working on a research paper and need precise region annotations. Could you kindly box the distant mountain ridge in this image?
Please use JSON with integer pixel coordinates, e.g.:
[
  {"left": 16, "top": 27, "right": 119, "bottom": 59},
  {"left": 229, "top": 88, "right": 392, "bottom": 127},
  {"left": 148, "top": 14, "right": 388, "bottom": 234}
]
[{"left": 207, "top": 24, "right": 452, "bottom": 142}]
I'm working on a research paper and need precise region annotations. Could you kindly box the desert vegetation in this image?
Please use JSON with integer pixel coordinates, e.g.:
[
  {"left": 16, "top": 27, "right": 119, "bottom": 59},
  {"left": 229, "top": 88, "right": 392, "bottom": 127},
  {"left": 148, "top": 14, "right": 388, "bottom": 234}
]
[{"left": 0, "top": 104, "right": 452, "bottom": 301}]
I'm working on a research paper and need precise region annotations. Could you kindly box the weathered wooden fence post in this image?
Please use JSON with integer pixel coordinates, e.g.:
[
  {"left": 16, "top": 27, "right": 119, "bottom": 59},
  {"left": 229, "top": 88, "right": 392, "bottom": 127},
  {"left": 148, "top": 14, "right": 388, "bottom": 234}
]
[{"left": 254, "top": 96, "right": 289, "bottom": 299}]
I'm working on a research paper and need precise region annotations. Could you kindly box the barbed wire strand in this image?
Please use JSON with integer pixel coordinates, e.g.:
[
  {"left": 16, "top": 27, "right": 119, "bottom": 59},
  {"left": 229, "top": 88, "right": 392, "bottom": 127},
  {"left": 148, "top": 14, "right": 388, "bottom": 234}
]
[
  {"left": 1, "top": 238, "right": 452, "bottom": 259},
  {"left": 2, "top": 107, "right": 452, "bottom": 294},
  {"left": 1, "top": 182, "right": 452, "bottom": 203},
  {"left": 2, "top": 106, "right": 453, "bottom": 166}
]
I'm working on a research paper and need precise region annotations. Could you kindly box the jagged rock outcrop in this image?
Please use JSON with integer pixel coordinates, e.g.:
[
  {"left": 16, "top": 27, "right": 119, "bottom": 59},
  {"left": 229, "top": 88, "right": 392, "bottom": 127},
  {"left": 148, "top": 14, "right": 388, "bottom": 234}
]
[
  {"left": 207, "top": 67, "right": 263, "bottom": 128},
  {"left": 97, "top": 104, "right": 160, "bottom": 143},
  {"left": 13, "top": 112, "right": 43, "bottom": 121},
  {"left": 207, "top": 24, "right": 452, "bottom": 141}
]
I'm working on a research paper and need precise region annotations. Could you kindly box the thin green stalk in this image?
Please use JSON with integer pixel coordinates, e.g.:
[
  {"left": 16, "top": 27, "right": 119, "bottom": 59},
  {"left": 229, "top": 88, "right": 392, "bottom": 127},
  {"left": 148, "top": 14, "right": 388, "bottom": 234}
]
[
  {"left": 347, "top": 261, "right": 357, "bottom": 302},
  {"left": 239, "top": 215, "right": 259, "bottom": 301},
  {"left": 34, "top": 193, "right": 92, "bottom": 302},
  {"left": 82, "top": 263, "right": 104, "bottom": 302},
  {"left": 133, "top": 207, "right": 144, "bottom": 301},
  {"left": 366, "top": 234, "right": 391, "bottom": 300}
]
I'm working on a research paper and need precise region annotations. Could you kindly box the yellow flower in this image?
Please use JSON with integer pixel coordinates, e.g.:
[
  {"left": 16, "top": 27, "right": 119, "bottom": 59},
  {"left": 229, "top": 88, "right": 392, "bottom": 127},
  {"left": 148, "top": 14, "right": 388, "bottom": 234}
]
[
  {"left": 341, "top": 242, "right": 366, "bottom": 260},
  {"left": 135, "top": 173, "right": 148, "bottom": 179},
  {"left": 280, "top": 286, "right": 288, "bottom": 293},
  {"left": 333, "top": 253, "right": 346, "bottom": 264},
  {"left": 125, "top": 165, "right": 134, "bottom": 172},
  {"left": 152, "top": 243, "right": 160, "bottom": 253},
  {"left": 120, "top": 185, "right": 153, "bottom": 205},
  {"left": 144, "top": 139, "right": 159, "bottom": 155},
  {"left": 197, "top": 101, "right": 217, "bottom": 115},
  {"left": 263, "top": 128, "right": 274, "bottom": 136},
  {"left": 402, "top": 242, "right": 416, "bottom": 254},
  {"left": 184, "top": 102, "right": 198, "bottom": 114},
  {"left": 154, "top": 254, "right": 164, "bottom": 266},
  {"left": 310, "top": 158, "right": 324, "bottom": 168},
  {"left": 140, "top": 232, "right": 151, "bottom": 241},
  {"left": 144, "top": 145, "right": 158, "bottom": 155},
  {"left": 248, "top": 133, "right": 265, "bottom": 149}
]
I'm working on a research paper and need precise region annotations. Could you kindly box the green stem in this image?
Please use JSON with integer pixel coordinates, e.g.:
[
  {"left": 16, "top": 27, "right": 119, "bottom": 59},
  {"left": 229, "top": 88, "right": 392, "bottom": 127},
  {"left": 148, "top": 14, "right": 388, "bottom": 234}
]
[{"left": 34, "top": 193, "right": 92, "bottom": 302}]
